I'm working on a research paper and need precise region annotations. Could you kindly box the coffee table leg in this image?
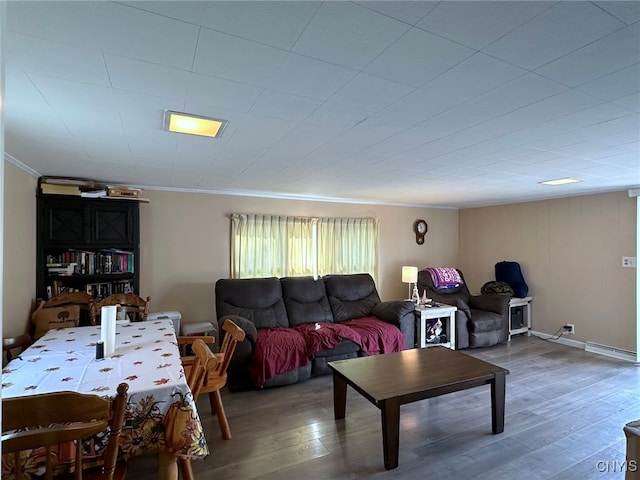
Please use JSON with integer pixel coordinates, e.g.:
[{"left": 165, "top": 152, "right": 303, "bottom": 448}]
[
  {"left": 491, "top": 371, "right": 506, "bottom": 434},
  {"left": 333, "top": 373, "right": 347, "bottom": 420},
  {"left": 381, "top": 397, "right": 400, "bottom": 469}
]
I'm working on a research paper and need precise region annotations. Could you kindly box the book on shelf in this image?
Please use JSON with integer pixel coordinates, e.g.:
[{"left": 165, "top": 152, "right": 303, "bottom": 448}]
[
  {"left": 40, "top": 176, "right": 95, "bottom": 187},
  {"left": 85, "top": 282, "right": 113, "bottom": 300},
  {"left": 40, "top": 183, "right": 81, "bottom": 196},
  {"left": 47, "top": 263, "right": 77, "bottom": 275},
  {"left": 48, "top": 280, "right": 82, "bottom": 298},
  {"left": 112, "top": 279, "right": 134, "bottom": 294},
  {"left": 107, "top": 186, "right": 141, "bottom": 198}
]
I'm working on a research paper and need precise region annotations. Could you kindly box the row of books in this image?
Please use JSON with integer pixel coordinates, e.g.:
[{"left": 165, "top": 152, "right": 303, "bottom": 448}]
[
  {"left": 47, "top": 280, "right": 134, "bottom": 300},
  {"left": 46, "top": 249, "right": 134, "bottom": 275},
  {"left": 47, "top": 282, "right": 83, "bottom": 299},
  {"left": 86, "top": 280, "right": 134, "bottom": 299}
]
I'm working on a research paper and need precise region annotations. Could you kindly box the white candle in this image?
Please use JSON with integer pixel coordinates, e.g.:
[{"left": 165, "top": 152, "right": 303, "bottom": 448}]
[{"left": 100, "top": 305, "right": 117, "bottom": 356}]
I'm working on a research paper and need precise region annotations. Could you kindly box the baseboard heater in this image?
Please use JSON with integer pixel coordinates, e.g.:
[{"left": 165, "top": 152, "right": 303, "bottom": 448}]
[{"left": 585, "top": 341, "right": 638, "bottom": 363}]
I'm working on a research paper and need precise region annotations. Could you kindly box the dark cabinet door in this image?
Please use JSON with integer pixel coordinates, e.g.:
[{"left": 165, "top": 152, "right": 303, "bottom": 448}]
[
  {"left": 41, "top": 199, "right": 89, "bottom": 246},
  {"left": 92, "top": 204, "right": 136, "bottom": 245},
  {"left": 40, "top": 197, "right": 138, "bottom": 247}
]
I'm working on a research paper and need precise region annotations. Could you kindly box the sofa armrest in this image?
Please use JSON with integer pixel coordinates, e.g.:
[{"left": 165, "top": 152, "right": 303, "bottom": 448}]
[
  {"left": 219, "top": 314, "right": 258, "bottom": 344},
  {"left": 373, "top": 301, "right": 416, "bottom": 350},
  {"left": 372, "top": 301, "right": 415, "bottom": 324},
  {"left": 468, "top": 295, "right": 509, "bottom": 316}
]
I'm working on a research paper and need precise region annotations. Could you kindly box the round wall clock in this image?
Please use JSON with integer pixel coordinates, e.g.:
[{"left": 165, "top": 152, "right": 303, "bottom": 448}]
[{"left": 413, "top": 219, "right": 428, "bottom": 245}]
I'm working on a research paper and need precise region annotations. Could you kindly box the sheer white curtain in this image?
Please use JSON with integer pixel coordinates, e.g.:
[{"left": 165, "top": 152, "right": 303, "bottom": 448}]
[
  {"left": 316, "top": 217, "right": 379, "bottom": 283},
  {"left": 230, "top": 214, "right": 314, "bottom": 278}
]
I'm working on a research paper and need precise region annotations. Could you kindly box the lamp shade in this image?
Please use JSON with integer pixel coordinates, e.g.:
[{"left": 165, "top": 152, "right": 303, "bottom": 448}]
[{"left": 401, "top": 266, "right": 418, "bottom": 283}]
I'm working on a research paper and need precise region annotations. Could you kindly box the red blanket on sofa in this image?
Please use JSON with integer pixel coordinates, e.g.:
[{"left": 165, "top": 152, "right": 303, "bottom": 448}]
[
  {"left": 294, "top": 322, "right": 361, "bottom": 356},
  {"left": 341, "top": 316, "right": 405, "bottom": 355},
  {"left": 249, "top": 328, "right": 308, "bottom": 389},
  {"left": 249, "top": 318, "right": 405, "bottom": 388}
]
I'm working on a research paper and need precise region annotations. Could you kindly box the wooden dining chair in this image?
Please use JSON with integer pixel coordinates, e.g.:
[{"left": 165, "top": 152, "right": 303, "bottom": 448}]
[
  {"left": 2, "top": 333, "right": 32, "bottom": 366},
  {"left": 2, "top": 382, "right": 129, "bottom": 480},
  {"left": 177, "top": 338, "right": 219, "bottom": 480},
  {"left": 194, "top": 319, "right": 245, "bottom": 440},
  {"left": 177, "top": 335, "right": 215, "bottom": 361},
  {"left": 90, "top": 294, "right": 151, "bottom": 325},
  {"left": 32, "top": 291, "right": 94, "bottom": 324},
  {"left": 31, "top": 292, "right": 94, "bottom": 338}
]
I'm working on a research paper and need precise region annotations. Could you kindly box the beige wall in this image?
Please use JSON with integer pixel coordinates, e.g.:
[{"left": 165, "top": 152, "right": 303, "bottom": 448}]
[
  {"left": 459, "top": 191, "right": 637, "bottom": 352},
  {"left": 3, "top": 161, "right": 37, "bottom": 337},
  {"left": 2, "top": 166, "right": 458, "bottom": 334},
  {"left": 5, "top": 162, "right": 636, "bottom": 353},
  {"left": 139, "top": 190, "right": 458, "bottom": 325}
]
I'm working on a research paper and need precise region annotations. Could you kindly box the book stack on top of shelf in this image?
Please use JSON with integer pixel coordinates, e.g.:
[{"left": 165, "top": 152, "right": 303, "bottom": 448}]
[
  {"left": 38, "top": 176, "right": 149, "bottom": 202},
  {"left": 39, "top": 176, "right": 95, "bottom": 196}
]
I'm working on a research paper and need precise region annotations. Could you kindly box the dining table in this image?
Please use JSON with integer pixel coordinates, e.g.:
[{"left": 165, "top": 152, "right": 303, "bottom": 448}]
[{"left": 1, "top": 319, "right": 208, "bottom": 480}]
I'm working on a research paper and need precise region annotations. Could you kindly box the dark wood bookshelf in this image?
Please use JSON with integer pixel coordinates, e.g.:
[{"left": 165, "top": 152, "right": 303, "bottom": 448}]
[{"left": 36, "top": 194, "right": 140, "bottom": 300}]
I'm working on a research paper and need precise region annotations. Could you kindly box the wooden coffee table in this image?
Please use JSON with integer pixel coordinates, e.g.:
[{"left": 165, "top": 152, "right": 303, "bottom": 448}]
[{"left": 328, "top": 347, "right": 509, "bottom": 470}]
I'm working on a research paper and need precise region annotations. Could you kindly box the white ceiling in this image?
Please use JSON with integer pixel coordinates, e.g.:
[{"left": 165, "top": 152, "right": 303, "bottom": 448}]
[{"left": 5, "top": 1, "right": 640, "bottom": 208}]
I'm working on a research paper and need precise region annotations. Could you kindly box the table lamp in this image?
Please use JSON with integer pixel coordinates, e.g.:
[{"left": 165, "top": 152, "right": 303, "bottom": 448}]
[{"left": 401, "top": 266, "right": 418, "bottom": 301}]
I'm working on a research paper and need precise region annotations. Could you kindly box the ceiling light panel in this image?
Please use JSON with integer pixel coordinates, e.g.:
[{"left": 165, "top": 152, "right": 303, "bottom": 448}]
[
  {"left": 164, "top": 110, "right": 228, "bottom": 138},
  {"left": 539, "top": 178, "right": 582, "bottom": 186}
]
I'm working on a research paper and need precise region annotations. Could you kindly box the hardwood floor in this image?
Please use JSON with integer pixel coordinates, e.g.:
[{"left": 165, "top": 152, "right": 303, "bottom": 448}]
[{"left": 127, "top": 336, "right": 640, "bottom": 479}]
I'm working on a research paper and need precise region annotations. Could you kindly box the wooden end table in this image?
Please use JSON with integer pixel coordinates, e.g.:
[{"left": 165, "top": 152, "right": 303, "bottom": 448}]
[
  {"left": 508, "top": 296, "right": 533, "bottom": 340},
  {"left": 328, "top": 347, "right": 509, "bottom": 470},
  {"left": 415, "top": 303, "right": 457, "bottom": 349}
]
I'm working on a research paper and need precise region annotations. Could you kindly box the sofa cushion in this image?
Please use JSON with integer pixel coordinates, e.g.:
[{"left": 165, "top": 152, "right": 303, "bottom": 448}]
[
  {"left": 341, "top": 316, "right": 405, "bottom": 355},
  {"left": 281, "top": 276, "right": 333, "bottom": 326},
  {"left": 216, "top": 277, "right": 288, "bottom": 329},
  {"left": 324, "top": 274, "right": 381, "bottom": 322},
  {"left": 311, "top": 338, "right": 360, "bottom": 358},
  {"left": 263, "top": 364, "right": 312, "bottom": 388},
  {"left": 469, "top": 310, "right": 503, "bottom": 333},
  {"left": 469, "top": 294, "right": 509, "bottom": 316},
  {"left": 249, "top": 327, "right": 308, "bottom": 388},
  {"left": 311, "top": 349, "right": 359, "bottom": 376}
]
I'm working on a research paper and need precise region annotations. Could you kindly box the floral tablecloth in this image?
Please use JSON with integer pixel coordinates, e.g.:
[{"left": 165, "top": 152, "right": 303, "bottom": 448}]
[{"left": 1, "top": 319, "right": 208, "bottom": 478}]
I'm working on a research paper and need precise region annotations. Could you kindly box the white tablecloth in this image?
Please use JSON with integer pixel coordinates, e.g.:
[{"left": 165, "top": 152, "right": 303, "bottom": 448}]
[{"left": 2, "top": 320, "right": 208, "bottom": 478}]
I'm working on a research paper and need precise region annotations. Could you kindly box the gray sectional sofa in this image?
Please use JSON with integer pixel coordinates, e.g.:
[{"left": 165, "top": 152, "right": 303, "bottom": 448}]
[{"left": 215, "top": 273, "right": 415, "bottom": 390}]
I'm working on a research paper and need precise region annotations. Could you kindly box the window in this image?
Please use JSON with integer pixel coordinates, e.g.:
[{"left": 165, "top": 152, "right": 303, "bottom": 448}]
[{"left": 230, "top": 214, "right": 378, "bottom": 281}]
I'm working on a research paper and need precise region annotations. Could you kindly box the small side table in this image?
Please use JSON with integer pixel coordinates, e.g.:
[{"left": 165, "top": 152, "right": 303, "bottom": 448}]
[
  {"left": 415, "top": 303, "right": 457, "bottom": 349},
  {"left": 508, "top": 296, "right": 533, "bottom": 340}
]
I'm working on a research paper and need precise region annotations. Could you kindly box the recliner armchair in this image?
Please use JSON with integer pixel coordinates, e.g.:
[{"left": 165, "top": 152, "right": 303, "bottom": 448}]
[{"left": 418, "top": 268, "right": 509, "bottom": 349}]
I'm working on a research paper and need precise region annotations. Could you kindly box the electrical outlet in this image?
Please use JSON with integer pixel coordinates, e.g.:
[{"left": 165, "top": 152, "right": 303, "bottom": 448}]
[
  {"left": 563, "top": 323, "right": 575, "bottom": 335},
  {"left": 622, "top": 257, "right": 636, "bottom": 268}
]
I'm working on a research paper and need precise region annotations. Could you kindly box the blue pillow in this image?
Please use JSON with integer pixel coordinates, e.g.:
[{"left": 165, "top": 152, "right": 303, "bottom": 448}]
[{"left": 495, "top": 261, "right": 528, "bottom": 298}]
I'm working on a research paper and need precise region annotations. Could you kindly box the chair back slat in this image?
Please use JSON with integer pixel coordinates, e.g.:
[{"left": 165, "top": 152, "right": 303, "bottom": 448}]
[
  {"left": 90, "top": 294, "right": 151, "bottom": 324},
  {"left": 186, "top": 339, "right": 219, "bottom": 400},
  {"left": 1, "top": 383, "right": 129, "bottom": 480},
  {"left": 217, "top": 319, "right": 246, "bottom": 377}
]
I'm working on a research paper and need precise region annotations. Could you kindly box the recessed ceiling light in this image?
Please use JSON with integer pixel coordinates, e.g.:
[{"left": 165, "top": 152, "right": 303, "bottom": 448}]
[
  {"left": 163, "top": 110, "right": 228, "bottom": 138},
  {"left": 539, "top": 178, "right": 582, "bottom": 186}
]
